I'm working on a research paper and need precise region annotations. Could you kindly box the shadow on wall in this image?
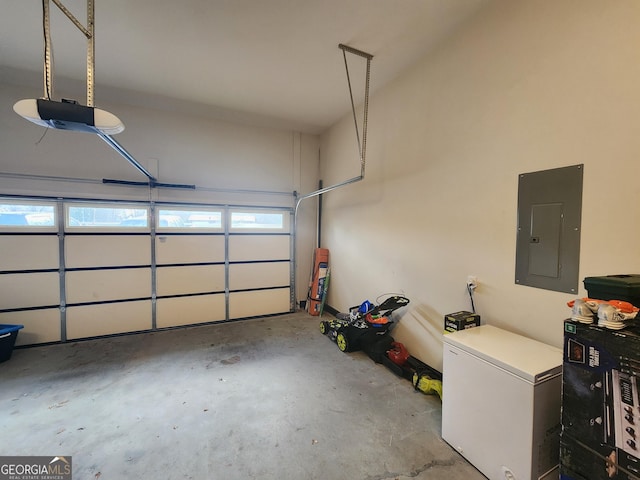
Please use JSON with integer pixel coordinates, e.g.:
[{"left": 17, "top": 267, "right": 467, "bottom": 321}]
[{"left": 392, "top": 303, "right": 445, "bottom": 372}]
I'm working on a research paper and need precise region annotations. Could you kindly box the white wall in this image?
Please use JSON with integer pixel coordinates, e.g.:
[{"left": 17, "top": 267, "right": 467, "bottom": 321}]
[
  {"left": 320, "top": 0, "right": 640, "bottom": 370},
  {"left": 0, "top": 80, "right": 320, "bottom": 303}
]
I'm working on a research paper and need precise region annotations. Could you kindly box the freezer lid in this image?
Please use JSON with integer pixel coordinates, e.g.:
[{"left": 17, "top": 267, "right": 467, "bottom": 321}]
[{"left": 443, "top": 325, "right": 562, "bottom": 383}]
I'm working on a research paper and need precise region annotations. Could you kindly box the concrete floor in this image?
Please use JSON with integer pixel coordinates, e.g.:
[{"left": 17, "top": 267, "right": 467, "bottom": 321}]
[{"left": 0, "top": 312, "right": 486, "bottom": 479}]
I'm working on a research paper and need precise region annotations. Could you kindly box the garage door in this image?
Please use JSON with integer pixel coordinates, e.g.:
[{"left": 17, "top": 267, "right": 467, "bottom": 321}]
[{"left": 0, "top": 198, "right": 293, "bottom": 346}]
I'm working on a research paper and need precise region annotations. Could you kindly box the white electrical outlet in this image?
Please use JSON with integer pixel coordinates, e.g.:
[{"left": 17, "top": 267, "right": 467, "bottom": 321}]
[{"left": 467, "top": 275, "right": 478, "bottom": 289}]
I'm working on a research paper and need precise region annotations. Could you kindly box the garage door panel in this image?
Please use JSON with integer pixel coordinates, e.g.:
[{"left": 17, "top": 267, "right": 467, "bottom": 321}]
[
  {"left": 229, "top": 235, "right": 289, "bottom": 262},
  {"left": 156, "top": 235, "right": 225, "bottom": 265},
  {"left": 66, "top": 235, "right": 151, "bottom": 268},
  {"left": 66, "top": 268, "right": 151, "bottom": 303},
  {"left": 0, "top": 235, "right": 59, "bottom": 271},
  {"left": 229, "top": 288, "right": 290, "bottom": 319},
  {"left": 229, "top": 262, "right": 290, "bottom": 290},
  {"left": 0, "top": 308, "right": 60, "bottom": 346},
  {"left": 0, "top": 272, "right": 59, "bottom": 309},
  {"left": 1, "top": 201, "right": 293, "bottom": 345},
  {"left": 156, "top": 294, "right": 225, "bottom": 328},
  {"left": 66, "top": 301, "right": 152, "bottom": 339},
  {"left": 156, "top": 265, "right": 225, "bottom": 296}
]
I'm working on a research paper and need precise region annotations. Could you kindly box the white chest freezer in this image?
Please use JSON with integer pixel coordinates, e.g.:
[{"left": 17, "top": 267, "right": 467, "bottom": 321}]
[{"left": 442, "top": 325, "right": 562, "bottom": 480}]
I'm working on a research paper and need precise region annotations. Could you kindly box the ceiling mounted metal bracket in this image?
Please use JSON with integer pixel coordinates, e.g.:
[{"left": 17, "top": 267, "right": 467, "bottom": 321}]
[
  {"left": 338, "top": 43, "right": 374, "bottom": 60},
  {"left": 295, "top": 43, "right": 373, "bottom": 215},
  {"left": 17, "top": 0, "right": 159, "bottom": 185},
  {"left": 291, "top": 42, "right": 373, "bottom": 308},
  {"left": 45, "top": 0, "right": 95, "bottom": 106},
  {"left": 338, "top": 43, "right": 372, "bottom": 178}
]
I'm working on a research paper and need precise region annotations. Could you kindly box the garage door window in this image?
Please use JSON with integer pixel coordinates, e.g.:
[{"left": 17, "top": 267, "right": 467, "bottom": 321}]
[
  {"left": 230, "top": 211, "right": 286, "bottom": 231},
  {"left": 157, "top": 208, "right": 222, "bottom": 230},
  {"left": 66, "top": 204, "right": 149, "bottom": 229},
  {"left": 0, "top": 202, "right": 56, "bottom": 229}
]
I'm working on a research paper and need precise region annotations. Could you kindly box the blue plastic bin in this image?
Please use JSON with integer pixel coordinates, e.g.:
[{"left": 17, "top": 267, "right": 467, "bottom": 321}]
[{"left": 0, "top": 324, "right": 24, "bottom": 363}]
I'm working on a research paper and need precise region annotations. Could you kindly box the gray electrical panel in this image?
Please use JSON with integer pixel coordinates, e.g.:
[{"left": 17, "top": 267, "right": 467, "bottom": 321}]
[{"left": 515, "top": 164, "right": 583, "bottom": 294}]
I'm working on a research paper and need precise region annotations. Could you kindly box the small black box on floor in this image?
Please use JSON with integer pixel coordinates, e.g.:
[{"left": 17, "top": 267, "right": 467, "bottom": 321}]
[
  {"left": 583, "top": 274, "right": 640, "bottom": 307},
  {"left": 0, "top": 324, "right": 23, "bottom": 363},
  {"left": 444, "top": 311, "right": 480, "bottom": 333}
]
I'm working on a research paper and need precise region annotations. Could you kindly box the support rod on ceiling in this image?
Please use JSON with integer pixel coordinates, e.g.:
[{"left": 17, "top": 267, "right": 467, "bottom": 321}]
[
  {"left": 337, "top": 43, "right": 374, "bottom": 60},
  {"left": 46, "top": 0, "right": 95, "bottom": 106},
  {"left": 42, "top": 0, "right": 53, "bottom": 99},
  {"left": 36, "top": 1, "right": 159, "bottom": 186},
  {"left": 86, "top": 0, "right": 95, "bottom": 106},
  {"left": 51, "top": 0, "right": 92, "bottom": 38},
  {"left": 291, "top": 43, "right": 373, "bottom": 308},
  {"left": 294, "top": 43, "right": 372, "bottom": 217}
]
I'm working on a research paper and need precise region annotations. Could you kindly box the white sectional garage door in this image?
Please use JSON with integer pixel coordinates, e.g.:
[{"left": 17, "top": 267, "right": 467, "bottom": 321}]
[{"left": 0, "top": 198, "right": 293, "bottom": 346}]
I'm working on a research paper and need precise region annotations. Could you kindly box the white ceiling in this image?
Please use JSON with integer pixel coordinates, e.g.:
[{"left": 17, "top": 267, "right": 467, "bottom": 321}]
[{"left": 0, "top": 0, "right": 491, "bottom": 134}]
